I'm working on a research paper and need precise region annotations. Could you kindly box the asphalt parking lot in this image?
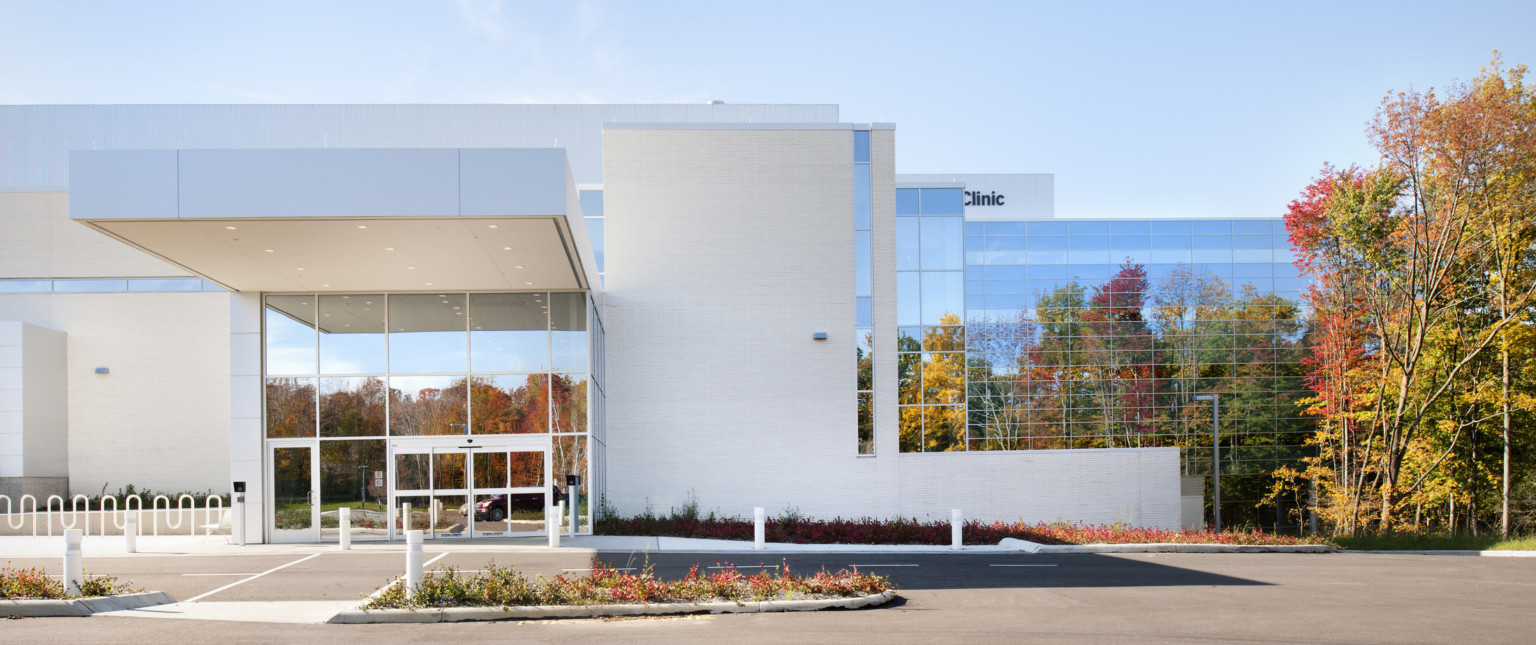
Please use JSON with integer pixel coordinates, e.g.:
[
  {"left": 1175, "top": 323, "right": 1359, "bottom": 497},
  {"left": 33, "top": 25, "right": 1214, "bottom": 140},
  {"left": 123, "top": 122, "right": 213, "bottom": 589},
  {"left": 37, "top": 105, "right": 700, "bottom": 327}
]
[{"left": 3, "top": 550, "right": 1535, "bottom": 643}]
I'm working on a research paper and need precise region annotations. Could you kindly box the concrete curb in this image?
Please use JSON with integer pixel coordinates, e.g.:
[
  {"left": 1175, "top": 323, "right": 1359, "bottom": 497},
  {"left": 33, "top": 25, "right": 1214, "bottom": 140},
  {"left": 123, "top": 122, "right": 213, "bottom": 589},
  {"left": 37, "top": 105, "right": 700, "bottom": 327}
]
[
  {"left": 1349, "top": 549, "right": 1536, "bottom": 557},
  {"left": 0, "top": 591, "right": 174, "bottom": 617},
  {"left": 999, "top": 538, "right": 1336, "bottom": 554},
  {"left": 326, "top": 590, "right": 897, "bottom": 624}
]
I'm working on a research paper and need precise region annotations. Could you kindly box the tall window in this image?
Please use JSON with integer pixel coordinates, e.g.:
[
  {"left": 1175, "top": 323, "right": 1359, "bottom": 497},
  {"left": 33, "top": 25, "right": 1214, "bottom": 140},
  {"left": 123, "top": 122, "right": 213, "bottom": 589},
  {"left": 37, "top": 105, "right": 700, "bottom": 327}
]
[{"left": 854, "top": 130, "right": 874, "bottom": 455}]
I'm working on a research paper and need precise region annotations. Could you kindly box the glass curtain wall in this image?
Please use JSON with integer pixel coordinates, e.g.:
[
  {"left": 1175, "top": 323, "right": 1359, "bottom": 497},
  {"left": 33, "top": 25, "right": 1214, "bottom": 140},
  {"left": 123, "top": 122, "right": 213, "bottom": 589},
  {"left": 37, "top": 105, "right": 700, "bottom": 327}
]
[
  {"left": 952, "top": 216, "right": 1310, "bottom": 529},
  {"left": 264, "top": 291, "right": 592, "bottom": 536},
  {"left": 895, "top": 188, "right": 966, "bottom": 453}
]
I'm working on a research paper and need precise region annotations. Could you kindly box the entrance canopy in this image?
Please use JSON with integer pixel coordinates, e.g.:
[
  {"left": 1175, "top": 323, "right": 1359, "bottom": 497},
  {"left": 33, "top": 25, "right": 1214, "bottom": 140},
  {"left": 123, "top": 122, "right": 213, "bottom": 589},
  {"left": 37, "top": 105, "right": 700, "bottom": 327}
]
[{"left": 68, "top": 148, "right": 597, "bottom": 293}]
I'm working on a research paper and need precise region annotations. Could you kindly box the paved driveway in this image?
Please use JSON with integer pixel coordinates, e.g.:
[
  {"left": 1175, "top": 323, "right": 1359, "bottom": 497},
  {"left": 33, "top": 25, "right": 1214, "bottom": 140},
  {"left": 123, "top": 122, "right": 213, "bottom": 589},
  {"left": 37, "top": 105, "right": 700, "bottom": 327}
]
[{"left": 2, "top": 550, "right": 1533, "bottom": 643}]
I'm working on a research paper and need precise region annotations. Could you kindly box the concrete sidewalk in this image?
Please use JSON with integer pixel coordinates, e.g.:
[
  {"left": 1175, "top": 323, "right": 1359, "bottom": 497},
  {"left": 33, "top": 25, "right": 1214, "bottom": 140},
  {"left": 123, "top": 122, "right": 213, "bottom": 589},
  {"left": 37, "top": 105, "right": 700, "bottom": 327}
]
[{"left": 0, "top": 533, "right": 1347, "bottom": 559}]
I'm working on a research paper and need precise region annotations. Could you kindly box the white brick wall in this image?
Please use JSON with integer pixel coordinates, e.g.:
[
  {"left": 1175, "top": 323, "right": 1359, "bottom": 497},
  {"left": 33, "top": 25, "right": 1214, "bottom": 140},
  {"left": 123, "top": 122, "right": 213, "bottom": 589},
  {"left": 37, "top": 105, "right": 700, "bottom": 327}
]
[
  {"left": 602, "top": 126, "right": 1180, "bottom": 527},
  {"left": 0, "top": 192, "right": 187, "bottom": 279},
  {"left": 0, "top": 292, "right": 230, "bottom": 495}
]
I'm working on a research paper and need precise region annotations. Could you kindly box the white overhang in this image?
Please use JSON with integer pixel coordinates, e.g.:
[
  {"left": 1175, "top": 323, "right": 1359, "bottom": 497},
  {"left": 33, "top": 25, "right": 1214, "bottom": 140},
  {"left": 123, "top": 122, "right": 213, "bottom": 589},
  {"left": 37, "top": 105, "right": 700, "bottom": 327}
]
[{"left": 68, "top": 148, "right": 596, "bottom": 293}]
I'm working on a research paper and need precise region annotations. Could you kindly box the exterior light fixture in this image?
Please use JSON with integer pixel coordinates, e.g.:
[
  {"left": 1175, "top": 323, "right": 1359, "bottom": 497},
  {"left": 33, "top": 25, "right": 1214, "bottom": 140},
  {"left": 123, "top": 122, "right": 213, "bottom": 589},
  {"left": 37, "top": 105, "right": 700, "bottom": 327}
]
[
  {"left": 94, "top": 367, "right": 109, "bottom": 374},
  {"left": 813, "top": 332, "right": 828, "bottom": 340}
]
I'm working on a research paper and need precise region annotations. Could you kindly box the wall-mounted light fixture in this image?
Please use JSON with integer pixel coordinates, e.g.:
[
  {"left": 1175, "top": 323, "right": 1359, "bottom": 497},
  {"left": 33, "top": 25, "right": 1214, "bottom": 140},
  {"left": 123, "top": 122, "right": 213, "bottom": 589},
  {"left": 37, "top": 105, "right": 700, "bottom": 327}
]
[
  {"left": 94, "top": 367, "right": 109, "bottom": 374},
  {"left": 813, "top": 332, "right": 828, "bottom": 340}
]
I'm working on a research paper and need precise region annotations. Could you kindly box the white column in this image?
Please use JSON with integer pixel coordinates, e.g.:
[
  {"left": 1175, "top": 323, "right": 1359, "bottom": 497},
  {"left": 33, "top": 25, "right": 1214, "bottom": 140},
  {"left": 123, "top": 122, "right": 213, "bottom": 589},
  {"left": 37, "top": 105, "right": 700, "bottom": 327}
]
[
  {"left": 951, "top": 509, "right": 963, "bottom": 550},
  {"left": 229, "top": 292, "right": 265, "bottom": 545},
  {"left": 754, "top": 507, "right": 766, "bottom": 550},
  {"left": 124, "top": 510, "right": 137, "bottom": 553},
  {"left": 338, "top": 507, "right": 351, "bottom": 550}
]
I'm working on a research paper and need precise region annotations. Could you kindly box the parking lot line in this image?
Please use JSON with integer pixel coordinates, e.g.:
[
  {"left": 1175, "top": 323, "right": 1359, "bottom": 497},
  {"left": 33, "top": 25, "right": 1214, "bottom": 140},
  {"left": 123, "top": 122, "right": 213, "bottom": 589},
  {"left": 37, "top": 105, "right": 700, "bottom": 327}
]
[
  {"left": 562, "top": 568, "right": 636, "bottom": 572},
  {"left": 848, "top": 564, "right": 918, "bottom": 567},
  {"left": 185, "top": 553, "right": 322, "bottom": 602},
  {"left": 989, "top": 564, "right": 1058, "bottom": 567},
  {"left": 182, "top": 573, "right": 263, "bottom": 576}
]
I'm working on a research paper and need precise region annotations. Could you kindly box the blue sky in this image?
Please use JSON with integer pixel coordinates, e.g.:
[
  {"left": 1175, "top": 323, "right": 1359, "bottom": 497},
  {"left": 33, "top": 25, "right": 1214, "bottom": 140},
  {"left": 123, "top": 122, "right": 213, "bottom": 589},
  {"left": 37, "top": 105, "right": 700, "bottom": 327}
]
[{"left": 2, "top": 1, "right": 1530, "bottom": 219}]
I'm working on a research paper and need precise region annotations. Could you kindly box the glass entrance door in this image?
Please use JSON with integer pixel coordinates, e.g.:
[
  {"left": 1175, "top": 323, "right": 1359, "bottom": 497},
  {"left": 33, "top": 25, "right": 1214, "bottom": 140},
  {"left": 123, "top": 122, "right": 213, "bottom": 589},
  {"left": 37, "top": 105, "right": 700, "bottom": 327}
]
[
  {"left": 389, "top": 440, "right": 551, "bottom": 540},
  {"left": 269, "top": 443, "right": 319, "bottom": 543}
]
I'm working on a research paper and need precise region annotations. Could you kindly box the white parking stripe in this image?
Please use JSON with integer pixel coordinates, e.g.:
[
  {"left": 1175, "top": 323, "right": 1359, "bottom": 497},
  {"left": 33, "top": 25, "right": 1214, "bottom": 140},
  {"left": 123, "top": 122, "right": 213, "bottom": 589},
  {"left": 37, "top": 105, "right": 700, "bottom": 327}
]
[
  {"left": 989, "top": 564, "right": 1058, "bottom": 567},
  {"left": 182, "top": 573, "right": 263, "bottom": 576},
  {"left": 185, "top": 553, "right": 322, "bottom": 602},
  {"left": 707, "top": 565, "right": 778, "bottom": 569},
  {"left": 849, "top": 564, "right": 919, "bottom": 567},
  {"left": 562, "top": 568, "right": 637, "bottom": 572}
]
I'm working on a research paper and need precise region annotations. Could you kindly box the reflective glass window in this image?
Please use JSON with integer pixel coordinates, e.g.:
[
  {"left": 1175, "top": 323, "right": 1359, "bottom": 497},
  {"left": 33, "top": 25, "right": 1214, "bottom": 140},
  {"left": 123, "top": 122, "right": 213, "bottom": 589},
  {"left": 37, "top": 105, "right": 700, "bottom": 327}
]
[
  {"left": 550, "top": 293, "right": 588, "bottom": 371},
  {"left": 853, "top": 129, "right": 870, "bottom": 163},
  {"left": 1232, "top": 235, "right": 1273, "bottom": 249},
  {"left": 319, "top": 376, "right": 386, "bottom": 437},
  {"left": 0, "top": 279, "right": 51, "bottom": 293},
  {"left": 985, "top": 236, "right": 1027, "bottom": 251},
  {"left": 1026, "top": 221, "right": 1068, "bottom": 235},
  {"left": 920, "top": 216, "right": 965, "bottom": 270},
  {"left": 897, "top": 272, "right": 921, "bottom": 326},
  {"left": 469, "top": 293, "right": 548, "bottom": 372},
  {"left": 1068, "top": 235, "right": 1109, "bottom": 249},
  {"left": 1068, "top": 221, "right": 1110, "bottom": 235},
  {"left": 1232, "top": 249, "right": 1274, "bottom": 263},
  {"left": 1197, "top": 220, "right": 1233, "bottom": 234},
  {"left": 266, "top": 295, "right": 317, "bottom": 375},
  {"left": 1025, "top": 250, "right": 1069, "bottom": 264},
  {"left": 388, "top": 375, "right": 467, "bottom": 435},
  {"left": 1150, "top": 221, "right": 1191, "bottom": 235},
  {"left": 896, "top": 217, "right": 921, "bottom": 270},
  {"left": 1110, "top": 235, "right": 1150, "bottom": 249},
  {"left": 921, "top": 272, "right": 964, "bottom": 325},
  {"left": 52, "top": 279, "right": 126, "bottom": 292},
  {"left": 388, "top": 294, "right": 467, "bottom": 373},
  {"left": 920, "top": 188, "right": 964, "bottom": 214},
  {"left": 854, "top": 164, "right": 872, "bottom": 229},
  {"left": 896, "top": 189, "right": 920, "bottom": 215},
  {"left": 1191, "top": 235, "right": 1231, "bottom": 249},
  {"left": 1110, "top": 221, "right": 1151, "bottom": 234},
  {"left": 856, "top": 328, "right": 873, "bottom": 390},
  {"left": 1151, "top": 249, "right": 1193, "bottom": 263},
  {"left": 471, "top": 374, "right": 547, "bottom": 434},
  {"left": 922, "top": 406, "right": 964, "bottom": 452},
  {"left": 319, "top": 294, "right": 386, "bottom": 374},
  {"left": 1025, "top": 236, "right": 1067, "bottom": 250},
  {"left": 856, "top": 297, "right": 872, "bottom": 326},
  {"left": 987, "top": 222, "right": 1028, "bottom": 236},
  {"left": 1191, "top": 250, "right": 1233, "bottom": 263},
  {"left": 584, "top": 218, "right": 605, "bottom": 274},
  {"left": 1230, "top": 220, "right": 1272, "bottom": 235},
  {"left": 1233, "top": 263, "right": 1275, "bottom": 277},
  {"left": 578, "top": 190, "right": 604, "bottom": 218},
  {"left": 1068, "top": 249, "right": 1111, "bottom": 264},
  {"left": 550, "top": 373, "right": 587, "bottom": 434},
  {"left": 855, "top": 230, "right": 872, "bottom": 295},
  {"left": 128, "top": 278, "right": 203, "bottom": 292},
  {"left": 1151, "top": 235, "right": 1192, "bottom": 249},
  {"left": 964, "top": 222, "right": 985, "bottom": 235},
  {"left": 988, "top": 265, "right": 1029, "bottom": 279},
  {"left": 266, "top": 377, "right": 317, "bottom": 438}
]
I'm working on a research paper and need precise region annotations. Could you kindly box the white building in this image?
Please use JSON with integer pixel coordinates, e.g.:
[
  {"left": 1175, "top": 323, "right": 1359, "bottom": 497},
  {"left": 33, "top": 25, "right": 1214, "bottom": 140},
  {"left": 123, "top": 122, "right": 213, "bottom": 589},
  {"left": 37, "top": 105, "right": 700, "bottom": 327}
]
[{"left": 0, "top": 103, "right": 1296, "bottom": 543}]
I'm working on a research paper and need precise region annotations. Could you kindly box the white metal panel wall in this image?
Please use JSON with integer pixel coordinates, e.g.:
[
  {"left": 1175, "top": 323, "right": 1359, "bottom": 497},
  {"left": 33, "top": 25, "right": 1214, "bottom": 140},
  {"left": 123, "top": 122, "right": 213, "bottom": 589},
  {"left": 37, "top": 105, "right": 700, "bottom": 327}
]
[{"left": 1, "top": 104, "right": 840, "bottom": 190}]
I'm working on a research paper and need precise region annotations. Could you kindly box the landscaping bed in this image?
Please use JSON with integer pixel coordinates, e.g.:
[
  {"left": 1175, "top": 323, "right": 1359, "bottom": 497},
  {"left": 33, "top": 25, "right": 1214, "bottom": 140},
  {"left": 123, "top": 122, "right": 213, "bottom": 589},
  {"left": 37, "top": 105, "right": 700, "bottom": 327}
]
[
  {"left": 1, "top": 566, "right": 138, "bottom": 599},
  {"left": 595, "top": 514, "right": 1333, "bottom": 547},
  {"left": 362, "top": 561, "right": 894, "bottom": 611}
]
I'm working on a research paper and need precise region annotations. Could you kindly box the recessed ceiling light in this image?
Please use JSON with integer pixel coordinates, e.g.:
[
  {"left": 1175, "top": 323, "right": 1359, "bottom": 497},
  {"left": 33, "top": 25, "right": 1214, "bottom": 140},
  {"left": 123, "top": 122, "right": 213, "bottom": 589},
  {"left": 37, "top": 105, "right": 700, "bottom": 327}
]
[
  {"left": 296, "top": 268, "right": 304, "bottom": 271},
  {"left": 407, "top": 266, "right": 416, "bottom": 270},
  {"left": 503, "top": 247, "right": 512, "bottom": 251},
  {"left": 488, "top": 225, "right": 498, "bottom": 229},
  {"left": 363, "top": 308, "right": 371, "bottom": 311},
  {"left": 514, "top": 265, "right": 524, "bottom": 269},
  {"left": 455, "top": 312, "right": 462, "bottom": 315},
  {"left": 323, "top": 314, "right": 331, "bottom": 317},
  {"left": 365, "top": 301, "right": 373, "bottom": 304},
  {"left": 357, "top": 225, "right": 368, "bottom": 229},
  {"left": 425, "top": 282, "right": 434, "bottom": 286},
  {"left": 344, "top": 324, "right": 351, "bottom": 327},
  {"left": 341, "top": 295, "right": 348, "bottom": 299},
  {"left": 322, "top": 284, "right": 331, "bottom": 287},
  {"left": 225, "top": 226, "right": 237, "bottom": 230},
  {"left": 525, "top": 281, "right": 534, "bottom": 285},
  {"left": 265, "top": 249, "right": 275, "bottom": 253},
  {"left": 453, "top": 306, "right": 460, "bottom": 310},
  {"left": 385, "top": 247, "right": 395, "bottom": 252}
]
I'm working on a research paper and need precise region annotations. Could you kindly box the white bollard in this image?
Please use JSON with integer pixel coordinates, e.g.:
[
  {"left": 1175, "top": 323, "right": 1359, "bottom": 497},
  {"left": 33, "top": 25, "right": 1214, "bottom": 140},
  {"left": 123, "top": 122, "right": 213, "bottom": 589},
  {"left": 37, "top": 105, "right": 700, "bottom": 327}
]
[
  {"left": 404, "top": 530, "right": 423, "bottom": 594},
  {"left": 547, "top": 505, "right": 561, "bottom": 548},
  {"left": 63, "top": 529, "right": 83, "bottom": 595},
  {"left": 754, "top": 507, "right": 766, "bottom": 550},
  {"left": 339, "top": 507, "right": 351, "bottom": 551},
  {"left": 402, "top": 502, "right": 412, "bottom": 533},
  {"left": 569, "top": 493, "right": 578, "bottom": 538},
  {"left": 124, "top": 510, "right": 137, "bottom": 553},
  {"left": 233, "top": 496, "right": 246, "bottom": 547},
  {"left": 951, "top": 509, "right": 963, "bottom": 550}
]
